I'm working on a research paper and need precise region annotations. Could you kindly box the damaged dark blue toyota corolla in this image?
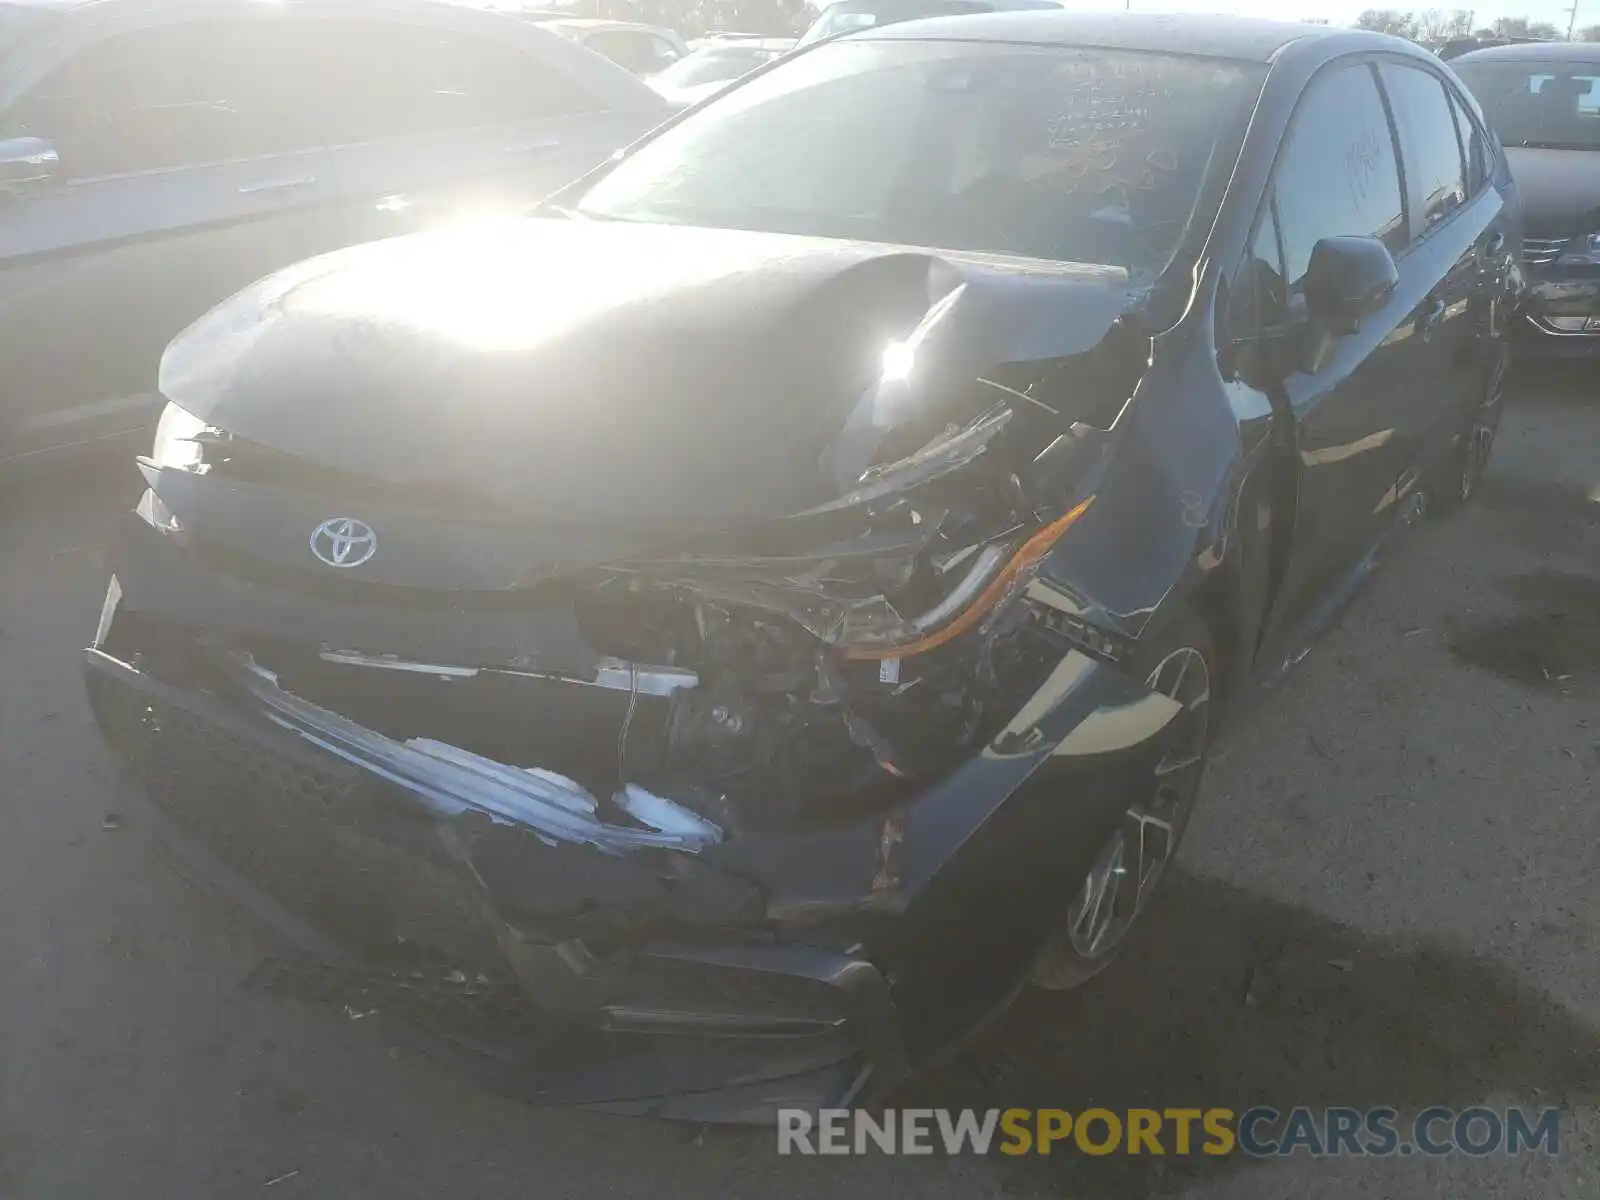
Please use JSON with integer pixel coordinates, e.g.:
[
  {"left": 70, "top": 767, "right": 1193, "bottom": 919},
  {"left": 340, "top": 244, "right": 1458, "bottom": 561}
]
[{"left": 85, "top": 14, "right": 1518, "bottom": 1120}]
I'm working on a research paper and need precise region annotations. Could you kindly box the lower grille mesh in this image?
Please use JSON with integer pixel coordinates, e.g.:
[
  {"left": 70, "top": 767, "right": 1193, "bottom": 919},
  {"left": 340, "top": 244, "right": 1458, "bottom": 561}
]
[{"left": 1522, "top": 236, "right": 1568, "bottom": 266}]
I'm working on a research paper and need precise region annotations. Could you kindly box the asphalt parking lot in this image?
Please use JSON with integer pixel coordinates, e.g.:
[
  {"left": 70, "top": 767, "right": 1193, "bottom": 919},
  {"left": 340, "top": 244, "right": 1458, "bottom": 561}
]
[{"left": 1, "top": 368, "right": 1596, "bottom": 1199}]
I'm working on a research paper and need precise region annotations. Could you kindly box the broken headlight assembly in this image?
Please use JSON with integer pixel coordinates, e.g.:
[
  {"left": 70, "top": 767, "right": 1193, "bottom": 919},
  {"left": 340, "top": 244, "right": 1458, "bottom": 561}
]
[
  {"left": 600, "top": 406, "right": 1095, "bottom": 663},
  {"left": 147, "top": 402, "right": 212, "bottom": 473},
  {"left": 576, "top": 405, "right": 1101, "bottom": 828}
]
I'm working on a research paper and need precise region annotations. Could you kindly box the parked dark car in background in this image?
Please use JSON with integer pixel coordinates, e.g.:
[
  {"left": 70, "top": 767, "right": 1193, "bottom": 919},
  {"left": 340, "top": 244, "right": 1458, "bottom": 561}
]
[
  {"left": 85, "top": 14, "right": 1517, "bottom": 1120},
  {"left": 1435, "top": 34, "right": 1552, "bottom": 61},
  {"left": 1454, "top": 40, "right": 1600, "bottom": 357},
  {"left": 0, "top": 0, "right": 669, "bottom": 468}
]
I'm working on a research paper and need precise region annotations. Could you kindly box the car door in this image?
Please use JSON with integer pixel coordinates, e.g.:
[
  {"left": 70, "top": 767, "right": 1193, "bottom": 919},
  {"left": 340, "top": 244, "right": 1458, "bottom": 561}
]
[
  {"left": 1250, "top": 59, "right": 1437, "bottom": 648},
  {"left": 1374, "top": 59, "right": 1492, "bottom": 491},
  {"left": 0, "top": 9, "right": 662, "bottom": 461},
  {"left": 0, "top": 16, "right": 339, "bottom": 458}
]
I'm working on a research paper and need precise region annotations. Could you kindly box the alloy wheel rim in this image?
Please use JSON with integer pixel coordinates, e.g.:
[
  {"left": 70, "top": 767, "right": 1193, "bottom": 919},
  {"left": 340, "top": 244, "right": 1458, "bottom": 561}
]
[
  {"left": 1065, "top": 646, "right": 1212, "bottom": 960},
  {"left": 1461, "top": 422, "right": 1496, "bottom": 502},
  {"left": 1462, "top": 361, "right": 1507, "bottom": 503}
]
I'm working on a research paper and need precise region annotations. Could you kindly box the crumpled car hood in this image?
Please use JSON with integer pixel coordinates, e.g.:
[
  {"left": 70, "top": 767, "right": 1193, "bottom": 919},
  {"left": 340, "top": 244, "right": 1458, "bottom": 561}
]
[{"left": 159, "top": 218, "right": 1132, "bottom": 527}]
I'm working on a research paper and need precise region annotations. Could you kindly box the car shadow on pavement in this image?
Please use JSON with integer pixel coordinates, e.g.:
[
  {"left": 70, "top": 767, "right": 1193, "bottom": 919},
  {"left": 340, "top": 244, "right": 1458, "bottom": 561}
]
[
  {"left": 1447, "top": 570, "right": 1600, "bottom": 694},
  {"left": 898, "top": 870, "right": 1600, "bottom": 1197}
]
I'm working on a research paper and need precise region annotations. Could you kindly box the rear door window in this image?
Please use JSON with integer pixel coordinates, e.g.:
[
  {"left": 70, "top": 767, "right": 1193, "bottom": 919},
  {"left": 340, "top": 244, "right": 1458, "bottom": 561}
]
[
  {"left": 271, "top": 19, "right": 605, "bottom": 144},
  {"left": 7, "top": 23, "right": 282, "bottom": 178},
  {"left": 587, "top": 30, "right": 679, "bottom": 74},
  {"left": 1377, "top": 62, "right": 1468, "bottom": 238},
  {"left": 647, "top": 34, "right": 685, "bottom": 72},
  {"left": 1272, "top": 61, "right": 1407, "bottom": 294},
  {"left": 6, "top": 17, "right": 604, "bottom": 179}
]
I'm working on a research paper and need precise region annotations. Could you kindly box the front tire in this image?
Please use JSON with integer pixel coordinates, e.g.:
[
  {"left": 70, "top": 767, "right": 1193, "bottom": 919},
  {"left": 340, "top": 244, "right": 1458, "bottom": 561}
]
[{"left": 1028, "top": 605, "right": 1218, "bottom": 991}]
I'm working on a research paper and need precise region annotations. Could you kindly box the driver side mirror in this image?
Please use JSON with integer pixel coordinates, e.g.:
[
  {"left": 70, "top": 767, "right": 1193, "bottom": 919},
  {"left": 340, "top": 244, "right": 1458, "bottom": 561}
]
[
  {"left": 1286, "top": 235, "right": 1400, "bottom": 375},
  {"left": 0, "top": 136, "right": 59, "bottom": 197},
  {"left": 1303, "top": 235, "right": 1399, "bottom": 335}
]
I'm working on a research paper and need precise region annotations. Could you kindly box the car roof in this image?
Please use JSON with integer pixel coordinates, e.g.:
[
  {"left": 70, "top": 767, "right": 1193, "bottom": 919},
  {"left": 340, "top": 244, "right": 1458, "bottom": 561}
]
[
  {"left": 0, "top": 0, "right": 90, "bottom": 11},
  {"left": 1452, "top": 40, "right": 1600, "bottom": 64},
  {"left": 859, "top": 11, "right": 1384, "bottom": 64},
  {"left": 692, "top": 37, "right": 789, "bottom": 51},
  {"left": 0, "top": 0, "right": 660, "bottom": 20},
  {"left": 530, "top": 16, "right": 670, "bottom": 34}
]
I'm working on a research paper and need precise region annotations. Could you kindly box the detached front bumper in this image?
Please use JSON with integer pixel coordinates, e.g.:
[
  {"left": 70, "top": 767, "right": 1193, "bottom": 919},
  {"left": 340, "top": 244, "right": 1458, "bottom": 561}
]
[
  {"left": 86, "top": 642, "right": 909, "bottom": 1119},
  {"left": 85, "top": 511, "right": 1181, "bottom": 1119}
]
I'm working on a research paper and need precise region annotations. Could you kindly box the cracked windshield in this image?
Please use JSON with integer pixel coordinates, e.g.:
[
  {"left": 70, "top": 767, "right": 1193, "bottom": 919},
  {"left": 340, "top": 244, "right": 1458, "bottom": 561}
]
[{"left": 579, "top": 42, "right": 1263, "bottom": 282}]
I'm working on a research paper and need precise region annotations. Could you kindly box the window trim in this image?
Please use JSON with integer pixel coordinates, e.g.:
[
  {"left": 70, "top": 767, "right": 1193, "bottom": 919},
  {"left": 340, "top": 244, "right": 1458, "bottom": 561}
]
[
  {"left": 1228, "top": 187, "right": 1285, "bottom": 338},
  {"left": 1444, "top": 78, "right": 1492, "bottom": 198},
  {"left": 1445, "top": 83, "right": 1473, "bottom": 196}
]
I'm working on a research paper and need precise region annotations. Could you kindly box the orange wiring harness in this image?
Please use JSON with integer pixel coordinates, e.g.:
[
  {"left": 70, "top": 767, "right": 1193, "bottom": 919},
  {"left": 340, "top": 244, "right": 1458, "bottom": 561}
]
[{"left": 842, "top": 495, "right": 1095, "bottom": 662}]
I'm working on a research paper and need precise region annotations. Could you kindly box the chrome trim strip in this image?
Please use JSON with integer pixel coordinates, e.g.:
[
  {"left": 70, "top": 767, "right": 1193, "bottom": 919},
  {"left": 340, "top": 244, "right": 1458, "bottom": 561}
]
[{"left": 230, "top": 654, "right": 719, "bottom": 853}]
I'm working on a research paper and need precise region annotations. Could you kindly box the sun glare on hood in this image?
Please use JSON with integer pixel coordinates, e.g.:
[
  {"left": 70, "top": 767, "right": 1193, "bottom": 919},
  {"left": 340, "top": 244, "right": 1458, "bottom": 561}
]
[{"left": 286, "top": 219, "right": 632, "bottom": 352}]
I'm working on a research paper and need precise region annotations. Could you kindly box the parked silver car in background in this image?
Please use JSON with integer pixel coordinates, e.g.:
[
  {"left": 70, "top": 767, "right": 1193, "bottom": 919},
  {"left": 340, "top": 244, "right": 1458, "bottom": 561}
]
[{"left": 0, "top": 0, "right": 669, "bottom": 466}]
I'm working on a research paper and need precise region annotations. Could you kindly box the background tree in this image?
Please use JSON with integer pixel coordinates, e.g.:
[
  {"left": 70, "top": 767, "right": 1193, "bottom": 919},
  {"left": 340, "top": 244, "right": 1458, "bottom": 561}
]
[
  {"left": 1488, "top": 14, "right": 1562, "bottom": 37},
  {"left": 1412, "top": 8, "right": 1477, "bottom": 40},
  {"left": 1580, "top": 23, "right": 1600, "bottom": 39},
  {"left": 1355, "top": 8, "right": 1420, "bottom": 36}
]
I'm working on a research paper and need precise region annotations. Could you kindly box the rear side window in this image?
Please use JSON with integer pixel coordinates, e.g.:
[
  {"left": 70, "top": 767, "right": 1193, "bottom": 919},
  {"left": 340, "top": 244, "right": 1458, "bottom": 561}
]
[
  {"left": 281, "top": 20, "right": 603, "bottom": 142},
  {"left": 1272, "top": 62, "right": 1406, "bottom": 293},
  {"left": 649, "top": 34, "right": 685, "bottom": 72},
  {"left": 7, "top": 25, "right": 256, "bottom": 177},
  {"left": 1378, "top": 62, "right": 1468, "bottom": 237},
  {"left": 7, "top": 18, "right": 601, "bottom": 179},
  {"left": 588, "top": 31, "right": 681, "bottom": 74},
  {"left": 1447, "top": 84, "right": 1489, "bottom": 194}
]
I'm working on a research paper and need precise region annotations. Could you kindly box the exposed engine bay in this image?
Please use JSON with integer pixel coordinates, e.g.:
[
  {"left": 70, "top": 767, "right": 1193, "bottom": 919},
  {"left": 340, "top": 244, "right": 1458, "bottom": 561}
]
[{"left": 213, "top": 385, "right": 1124, "bottom": 843}]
